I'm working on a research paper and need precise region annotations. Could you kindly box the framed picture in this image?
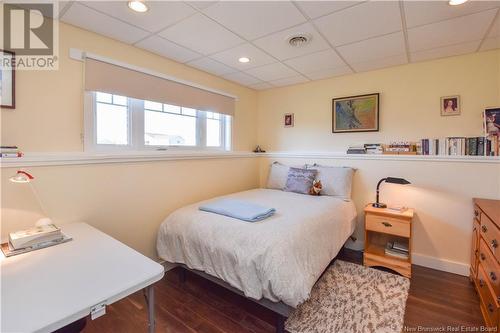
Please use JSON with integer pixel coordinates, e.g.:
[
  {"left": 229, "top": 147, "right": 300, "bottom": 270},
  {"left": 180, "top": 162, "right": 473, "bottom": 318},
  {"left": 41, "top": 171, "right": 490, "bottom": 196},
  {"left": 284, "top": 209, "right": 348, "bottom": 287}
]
[
  {"left": 284, "top": 113, "right": 294, "bottom": 128},
  {"left": 332, "top": 93, "right": 379, "bottom": 133},
  {"left": 484, "top": 107, "right": 500, "bottom": 136},
  {"left": 440, "top": 95, "right": 460, "bottom": 116},
  {"left": 1, "top": 50, "right": 15, "bottom": 109}
]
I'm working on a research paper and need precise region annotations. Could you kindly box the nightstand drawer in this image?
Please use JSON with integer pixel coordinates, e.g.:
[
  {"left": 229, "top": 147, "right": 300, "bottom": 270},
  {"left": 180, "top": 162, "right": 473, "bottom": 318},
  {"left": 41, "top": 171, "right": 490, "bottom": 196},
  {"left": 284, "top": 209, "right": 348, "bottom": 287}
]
[
  {"left": 366, "top": 214, "right": 410, "bottom": 237},
  {"left": 479, "top": 239, "right": 500, "bottom": 297},
  {"left": 480, "top": 213, "right": 500, "bottom": 261},
  {"left": 477, "top": 265, "right": 499, "bottom": 327}
]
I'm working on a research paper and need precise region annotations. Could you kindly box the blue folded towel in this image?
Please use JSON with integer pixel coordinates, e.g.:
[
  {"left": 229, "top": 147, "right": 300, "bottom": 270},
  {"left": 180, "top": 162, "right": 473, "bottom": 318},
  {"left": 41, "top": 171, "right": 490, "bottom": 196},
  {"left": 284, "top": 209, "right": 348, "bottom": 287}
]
[{"left": 199, "top": 199, "right": 276, "bottom": 222}]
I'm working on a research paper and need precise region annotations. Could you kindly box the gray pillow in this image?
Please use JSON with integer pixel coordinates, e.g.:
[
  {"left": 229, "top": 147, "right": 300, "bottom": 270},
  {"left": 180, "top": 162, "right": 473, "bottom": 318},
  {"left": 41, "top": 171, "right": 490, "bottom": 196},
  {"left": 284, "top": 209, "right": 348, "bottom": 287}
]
[
  {"left": 284, "top": 167, "right": 317, "bottom": 194},
  {"left": 266, "top": 162, "right": 290, "bottom": 190},
  {"left": 307, "top": 164, "right": 355, "bottom": 198}
]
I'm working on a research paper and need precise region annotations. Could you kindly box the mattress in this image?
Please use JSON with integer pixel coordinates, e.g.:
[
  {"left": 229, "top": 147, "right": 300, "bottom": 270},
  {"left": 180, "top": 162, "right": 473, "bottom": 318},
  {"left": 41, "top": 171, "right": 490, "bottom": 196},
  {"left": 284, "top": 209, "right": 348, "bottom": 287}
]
[{"left": 157, "top": 188, "right": 357, "bottom": 307}]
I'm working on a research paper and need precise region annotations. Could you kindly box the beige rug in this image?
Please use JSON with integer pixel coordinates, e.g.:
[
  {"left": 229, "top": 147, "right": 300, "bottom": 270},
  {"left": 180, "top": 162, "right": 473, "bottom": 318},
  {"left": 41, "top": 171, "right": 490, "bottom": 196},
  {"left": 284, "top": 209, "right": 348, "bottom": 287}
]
[{"left": 285, "top": 260, "right": 410, "bottom": 333}]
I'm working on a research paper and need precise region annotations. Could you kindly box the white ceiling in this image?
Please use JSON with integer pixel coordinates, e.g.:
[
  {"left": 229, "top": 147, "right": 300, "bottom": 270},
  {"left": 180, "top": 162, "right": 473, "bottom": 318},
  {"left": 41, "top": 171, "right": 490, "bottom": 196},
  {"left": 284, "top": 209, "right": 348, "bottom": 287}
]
[{"left": 59, "top": 0, "right": 500, "bottom": 90}]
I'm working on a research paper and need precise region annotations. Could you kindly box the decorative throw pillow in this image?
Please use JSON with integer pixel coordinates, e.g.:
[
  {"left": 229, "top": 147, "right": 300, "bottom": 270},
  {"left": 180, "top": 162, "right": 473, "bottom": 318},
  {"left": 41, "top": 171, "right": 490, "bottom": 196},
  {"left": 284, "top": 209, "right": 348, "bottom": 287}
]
[
  {"left": 307, "top": 164, "right": 355, "bottom": 198},
  {"left": 266, "top": 162, "right": 290, "bottom": 190},
  {"left": 284, "top": 167, "right": 317, "bottom": 194}
]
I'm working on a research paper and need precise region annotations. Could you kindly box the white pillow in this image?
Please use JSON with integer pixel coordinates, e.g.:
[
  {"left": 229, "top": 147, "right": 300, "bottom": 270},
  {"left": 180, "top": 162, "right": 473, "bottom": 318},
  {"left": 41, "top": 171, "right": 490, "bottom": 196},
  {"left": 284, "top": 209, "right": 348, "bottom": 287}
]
[
  {"left": 307, "top": 164, "right": 355, "bottom": 198},
  {"left": 266, "top": 162, "right": 290, "bottom": 190}
]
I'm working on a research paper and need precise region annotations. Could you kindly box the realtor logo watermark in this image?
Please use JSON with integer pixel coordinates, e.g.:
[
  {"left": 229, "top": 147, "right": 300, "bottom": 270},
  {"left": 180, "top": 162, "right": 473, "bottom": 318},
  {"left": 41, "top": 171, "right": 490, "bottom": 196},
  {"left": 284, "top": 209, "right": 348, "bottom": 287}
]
[{"left": 2, "top": 1, "right": 59, "bottom": 70}]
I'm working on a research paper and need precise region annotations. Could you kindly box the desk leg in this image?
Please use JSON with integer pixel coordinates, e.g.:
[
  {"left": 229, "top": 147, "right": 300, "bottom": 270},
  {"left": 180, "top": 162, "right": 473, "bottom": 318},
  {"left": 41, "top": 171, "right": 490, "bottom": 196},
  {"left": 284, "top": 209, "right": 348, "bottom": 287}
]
[{"left": 144, "top": 286, "right": 155, "bottom": 333}]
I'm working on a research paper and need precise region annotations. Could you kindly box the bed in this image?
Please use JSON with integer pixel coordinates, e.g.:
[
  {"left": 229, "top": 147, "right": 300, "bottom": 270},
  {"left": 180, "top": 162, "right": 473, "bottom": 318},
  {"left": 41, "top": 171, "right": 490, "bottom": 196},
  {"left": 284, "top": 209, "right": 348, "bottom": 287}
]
[{"left": 157, "top": 188, "right": 357, "bottom": 331}]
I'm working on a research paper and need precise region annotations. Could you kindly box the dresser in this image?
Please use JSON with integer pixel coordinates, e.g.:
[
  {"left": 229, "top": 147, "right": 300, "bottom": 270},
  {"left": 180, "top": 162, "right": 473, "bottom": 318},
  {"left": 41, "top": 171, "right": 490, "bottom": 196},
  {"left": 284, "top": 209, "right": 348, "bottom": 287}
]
[{"left": 471, "top": 198, "right": 500, "bottom": 329}]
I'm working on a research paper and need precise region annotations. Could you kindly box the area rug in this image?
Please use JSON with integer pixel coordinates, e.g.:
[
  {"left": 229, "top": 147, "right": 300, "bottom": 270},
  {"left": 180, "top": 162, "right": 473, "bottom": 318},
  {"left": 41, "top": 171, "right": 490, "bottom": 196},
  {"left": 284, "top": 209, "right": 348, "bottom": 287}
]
[{"left": 285, "top": 260, "right": 410, "bottom": 333}]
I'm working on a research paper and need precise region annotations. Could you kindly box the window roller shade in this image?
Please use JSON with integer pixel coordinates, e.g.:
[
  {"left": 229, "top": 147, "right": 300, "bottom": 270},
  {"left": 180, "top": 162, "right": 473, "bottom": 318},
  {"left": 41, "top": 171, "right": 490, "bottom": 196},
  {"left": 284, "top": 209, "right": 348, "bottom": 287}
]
[{"left": 84, "top": 58, "right": 235, "bottom": 116}]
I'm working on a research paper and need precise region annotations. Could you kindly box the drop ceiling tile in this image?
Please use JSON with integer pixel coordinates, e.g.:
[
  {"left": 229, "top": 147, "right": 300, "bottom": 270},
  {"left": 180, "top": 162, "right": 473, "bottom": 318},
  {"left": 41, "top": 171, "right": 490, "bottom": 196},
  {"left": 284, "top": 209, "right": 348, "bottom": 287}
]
[
  {"left": 187, "top": 57, "right": 237, "bottom": 76},
  {"left": 314, "top": 1, "right": 402, "bottom": 46},
  {"left": 82, "top": 1, "right": 196, "bottom": 33},
  {"left": 351, "top": 54, "right": 407, "bottom": 72},
  {"left": 304, "top": 66, "right": 353, "bottom": 80},
  {"left": 223, "top": 72, "right": 262, "bottom": 86},
  {"left": 411, "top": 40, "right": 480, "bottom": 62},
  {"left": 245, "top": 62, "right": 299, "bottom": 81},
  {"left": 269, "top": 75, "right": 309, "bottom": 87},
  {"left": 249, "top": 82, "right": 275, "bottom": 90},
  {"left": 294, "top": 1, "right": 365, "bottom": 19},
  {"left": 338, "top": 32, "right": 405, "bottom": 64},
  {"left": 407, "top": 9, "right": 497, "bottom": 52},
  {"left": 158, "top": 13, "right": 244, "bottom": 55},
  {"left": 210, "top": 43, "right": 275, "bottom": 70},
  {"left": 203, "top": 1, "right": 306, "bottom": 40},
  {"left": 480, "top": 36, "right": 500, "bottom": 51},
  {"left": 186, "top": 1, "right": 218, "bottom": 10},
  {"left": 135, "top": 35, "right": 202, "bottom": 63},
  {"left": 61, "top": 3, "right": 149, "bottom": 44},
  {"left": 253, "top": 23, "right": 330, "bottom": 61},
  {"left": 404, "top": 1, "right": 500, "bottom": 28},
  {"left": 284, "top": 49, "right": 346, "bottom": 74}
]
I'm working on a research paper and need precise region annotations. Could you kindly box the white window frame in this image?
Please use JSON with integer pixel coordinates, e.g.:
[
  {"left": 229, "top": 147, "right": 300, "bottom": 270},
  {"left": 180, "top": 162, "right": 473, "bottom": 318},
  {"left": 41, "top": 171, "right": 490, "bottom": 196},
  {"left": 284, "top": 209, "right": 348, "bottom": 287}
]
[{"left": 83, "top": 91, "right": 231, "bottom": 152}]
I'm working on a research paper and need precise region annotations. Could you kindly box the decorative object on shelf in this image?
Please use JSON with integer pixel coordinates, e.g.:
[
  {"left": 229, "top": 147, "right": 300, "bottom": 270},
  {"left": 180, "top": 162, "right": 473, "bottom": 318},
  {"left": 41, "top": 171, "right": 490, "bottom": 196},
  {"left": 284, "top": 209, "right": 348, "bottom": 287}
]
[
  {"left": 440, "top": 95, "right": 460, "bottom": 116},
  {"left": 332, "top": 93, "right": 379, "bottom": 133},
  {"left": 373, "top": 177, "right": 411, "bottom": 208},
  {"left": 383, "top": 142, "right": 417, "bottom": 155},
  {"left": 284, "top": 113, "right": 294, "bottom": 128},
  {"left": 9, "top": 169, "right": 53, "bottom": 226},
  {"left": 1, "top": 50, "right": 15, "bottom": 109},
  {"left": 253, "top": 145, "right": 266, "bottom": 153}
]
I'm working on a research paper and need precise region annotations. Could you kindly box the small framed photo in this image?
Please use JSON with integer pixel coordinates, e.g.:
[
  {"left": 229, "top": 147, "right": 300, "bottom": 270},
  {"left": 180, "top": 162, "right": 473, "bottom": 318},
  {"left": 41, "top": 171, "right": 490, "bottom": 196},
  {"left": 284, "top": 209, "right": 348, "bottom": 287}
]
[
  {"left": 284, "top": 113, "right": 294, "bottom": 128},
  {"left": 0, "top": 50, "right": 15, "bottom": 109},
  {"left": 440, "top": 95, "right": 460, "bottom": 116}
]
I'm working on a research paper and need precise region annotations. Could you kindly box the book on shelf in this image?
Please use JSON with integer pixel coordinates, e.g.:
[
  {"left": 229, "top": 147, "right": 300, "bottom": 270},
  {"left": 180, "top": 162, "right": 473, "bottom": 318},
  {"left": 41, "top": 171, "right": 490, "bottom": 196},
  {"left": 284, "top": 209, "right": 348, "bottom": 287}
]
[
  {"left": 417, "top": 137, "right": 494, "bottom": 156},
  {"left": 0, "top": 145, "right": 23, "bottom": 158},
  {"left": 346, "top": 146, "right": 366, "bottom": 154},
  {"left": 364, "top": 143, "right": 383, "bottom": 154},
  {"left": 385, "top": 242, "right": 409, "bottom": 259},
  {"left": 383, "top": 142, "right": 416, "bottom": 154},
  {"left": 9, "top": 224, "right": 63, "bottom": 250}
]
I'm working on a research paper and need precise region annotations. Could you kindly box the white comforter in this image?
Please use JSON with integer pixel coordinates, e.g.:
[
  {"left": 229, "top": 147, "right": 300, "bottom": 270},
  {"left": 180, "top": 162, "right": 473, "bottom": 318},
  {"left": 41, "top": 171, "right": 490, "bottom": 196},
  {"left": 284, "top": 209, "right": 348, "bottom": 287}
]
[{"left": 157, "top": 188, "right": 357, "bottom": 307}]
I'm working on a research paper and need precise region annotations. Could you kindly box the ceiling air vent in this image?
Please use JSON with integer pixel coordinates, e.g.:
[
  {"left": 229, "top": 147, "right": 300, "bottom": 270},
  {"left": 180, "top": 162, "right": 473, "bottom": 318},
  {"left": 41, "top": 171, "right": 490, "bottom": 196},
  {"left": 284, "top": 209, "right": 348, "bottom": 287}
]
[{"left": 287, "top": 34, "right": 312, "bottom": 48}]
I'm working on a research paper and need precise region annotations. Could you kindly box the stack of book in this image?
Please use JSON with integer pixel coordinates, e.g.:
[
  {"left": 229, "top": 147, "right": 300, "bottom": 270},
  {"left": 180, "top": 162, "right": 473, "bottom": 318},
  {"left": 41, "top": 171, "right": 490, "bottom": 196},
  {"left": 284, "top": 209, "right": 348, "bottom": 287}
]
[
  {"left": 385, "top": 241, "right": 409, "bottom": 259},
  {"left": 417, "top": 137, "right": 491, "bottom": 156},
  {"left": 364, "top": 143, "right": 383, "bottom": 154},
  {"left": 486, "top": 135, "right": 499, "bottom": 156},
  {"left": 383, "top": 142, "right": 416, "bottom": 154},
  {"left": 346, "top": 146, "right": 366, "bottom": 154},
  {"left": 1, "top": 146, "right": 23, "bottom": 158}
]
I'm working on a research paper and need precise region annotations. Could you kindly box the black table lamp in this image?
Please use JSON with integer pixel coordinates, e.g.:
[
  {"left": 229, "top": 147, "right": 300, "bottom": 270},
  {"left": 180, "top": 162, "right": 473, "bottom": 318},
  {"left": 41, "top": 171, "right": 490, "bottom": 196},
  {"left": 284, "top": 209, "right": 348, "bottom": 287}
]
[{"left": 373, "top": 177, "right": 411, "bottom": 208}]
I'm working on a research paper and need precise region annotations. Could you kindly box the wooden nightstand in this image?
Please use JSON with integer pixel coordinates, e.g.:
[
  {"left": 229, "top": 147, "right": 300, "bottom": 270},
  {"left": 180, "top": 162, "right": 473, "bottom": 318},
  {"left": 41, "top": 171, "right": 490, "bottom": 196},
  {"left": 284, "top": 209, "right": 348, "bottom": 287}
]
[{"left": 363, "top": 205, "right": 414, "bottom": 278}]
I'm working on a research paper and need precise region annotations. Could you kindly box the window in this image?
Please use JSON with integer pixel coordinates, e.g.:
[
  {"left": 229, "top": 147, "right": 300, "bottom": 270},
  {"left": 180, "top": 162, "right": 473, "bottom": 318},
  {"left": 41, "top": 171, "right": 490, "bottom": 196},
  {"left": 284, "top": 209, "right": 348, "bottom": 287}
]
[{"left": 85, "top": 92, "right": 231, "bottom": 151}]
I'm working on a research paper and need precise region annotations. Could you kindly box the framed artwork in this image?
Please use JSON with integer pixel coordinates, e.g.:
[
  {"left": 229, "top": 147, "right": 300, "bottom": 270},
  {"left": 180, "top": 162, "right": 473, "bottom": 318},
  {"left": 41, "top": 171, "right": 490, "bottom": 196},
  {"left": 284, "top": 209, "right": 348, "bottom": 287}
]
[
  {"left": 284, "top": 113, "right": 294, "bottom": 128},
  {"left": 440, "top": 95, "right": 460, "bottom": 116},
  {"left": 1, "top": 50, "right": 15, "bottom": 109},
  {"left": 332, "top": 93, "right": 379, "bottom": 133},
  {"left": 484, "top": 107, "right": 500, "bottom": 136}
]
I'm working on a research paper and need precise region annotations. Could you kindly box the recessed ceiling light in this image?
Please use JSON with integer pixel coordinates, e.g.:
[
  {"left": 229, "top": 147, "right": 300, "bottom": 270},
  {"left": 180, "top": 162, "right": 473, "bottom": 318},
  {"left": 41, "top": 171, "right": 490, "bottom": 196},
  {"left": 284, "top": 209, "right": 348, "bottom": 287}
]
[
  {"left": 238, "top": 57, "right": 250, "bottom": 63},
  {"left": 448, "top": 0, "right": 468, "bottom": 5},
  {"left": 128, "top": 1, "right": 148, "bottom": 12}
]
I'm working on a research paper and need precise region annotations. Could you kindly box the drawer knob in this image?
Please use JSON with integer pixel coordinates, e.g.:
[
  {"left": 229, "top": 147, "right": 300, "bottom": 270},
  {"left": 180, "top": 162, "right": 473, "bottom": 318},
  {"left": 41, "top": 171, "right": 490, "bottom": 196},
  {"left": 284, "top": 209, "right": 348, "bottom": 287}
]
[
  {"left": 474, "top": 210, "right": 479, "bottom": 217},
  {"left": 482, "top": 225, "right": 488, "bottom": 233},
  {"left": 480, "top": 279, "right": 485, "bottom": 287},
  {"left": 382, "top": 222, "right": 392, "bottom": 227},
  {"left": 480, "top": 253, "right": 486, "bottom": 261},
  {"left": 490, "top": 272, "right": 497, "bottom": 281},
  {"left": 488, "top": 303, "right": 495, "bottom": 313},
  {"left": 492, "top": 239, "right": 498, "bottom": 249}
]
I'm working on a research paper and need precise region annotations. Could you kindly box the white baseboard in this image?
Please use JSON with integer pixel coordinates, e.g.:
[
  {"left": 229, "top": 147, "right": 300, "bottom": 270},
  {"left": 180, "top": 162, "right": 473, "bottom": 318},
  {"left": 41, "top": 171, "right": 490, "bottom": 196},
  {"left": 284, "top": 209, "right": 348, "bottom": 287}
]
[{"left": 411, "top": 252, "right": 469, "bottom": 276}]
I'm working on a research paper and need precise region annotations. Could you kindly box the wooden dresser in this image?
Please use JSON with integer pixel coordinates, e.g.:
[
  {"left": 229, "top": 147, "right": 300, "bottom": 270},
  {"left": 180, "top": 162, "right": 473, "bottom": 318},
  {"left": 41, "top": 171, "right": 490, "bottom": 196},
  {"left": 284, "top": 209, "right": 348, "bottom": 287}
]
[{"left": 471, "top": 198, "right": 500, "bottom": 328}]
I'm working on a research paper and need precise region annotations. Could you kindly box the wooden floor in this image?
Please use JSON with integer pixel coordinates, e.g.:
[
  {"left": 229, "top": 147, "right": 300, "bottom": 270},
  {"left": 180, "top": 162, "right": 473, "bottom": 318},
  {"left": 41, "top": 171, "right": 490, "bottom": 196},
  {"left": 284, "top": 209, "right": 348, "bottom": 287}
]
[{"left": 82, "top": 249, "right": 484, "bottom": 333}]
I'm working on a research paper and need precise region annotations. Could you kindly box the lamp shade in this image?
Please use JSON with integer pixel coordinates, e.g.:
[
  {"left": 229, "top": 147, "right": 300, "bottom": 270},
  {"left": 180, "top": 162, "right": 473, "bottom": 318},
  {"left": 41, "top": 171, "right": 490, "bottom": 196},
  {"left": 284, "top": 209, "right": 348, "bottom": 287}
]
[
  {"left": 9, "top": 170, "right": 34, "bottom": 183},
  {"left": 385, "top": 177, "right": 411, "bottom": 185}
]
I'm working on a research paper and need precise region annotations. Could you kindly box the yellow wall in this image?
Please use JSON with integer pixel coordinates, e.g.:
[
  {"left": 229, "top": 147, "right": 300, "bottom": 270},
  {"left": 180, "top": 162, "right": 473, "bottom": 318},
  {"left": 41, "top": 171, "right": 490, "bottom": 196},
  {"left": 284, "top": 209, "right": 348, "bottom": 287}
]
[
  {"left": 1, "top": 21, "right": 499, "bottom": 274},
  {"left": 257, "top": 51, "right": 499, "bottom": 151},
  {"left": 1, "top": 22, "right": 258, "bottom": 152}
]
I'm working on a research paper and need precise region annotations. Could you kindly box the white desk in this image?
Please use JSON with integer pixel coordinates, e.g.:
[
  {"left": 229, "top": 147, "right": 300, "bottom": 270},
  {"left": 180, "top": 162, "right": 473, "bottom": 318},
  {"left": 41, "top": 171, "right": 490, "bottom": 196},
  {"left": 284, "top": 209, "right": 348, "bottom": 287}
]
[{"left": 1, "top": 223, "right": 164, "bottom": 333}]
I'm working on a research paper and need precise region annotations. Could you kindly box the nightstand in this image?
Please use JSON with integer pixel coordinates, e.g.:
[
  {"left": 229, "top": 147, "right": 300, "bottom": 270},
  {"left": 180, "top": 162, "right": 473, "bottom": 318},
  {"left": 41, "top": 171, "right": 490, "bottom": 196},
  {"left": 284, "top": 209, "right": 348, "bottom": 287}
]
[{"left": 363, "top": 205, "right": 414, "bottom": 278}]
